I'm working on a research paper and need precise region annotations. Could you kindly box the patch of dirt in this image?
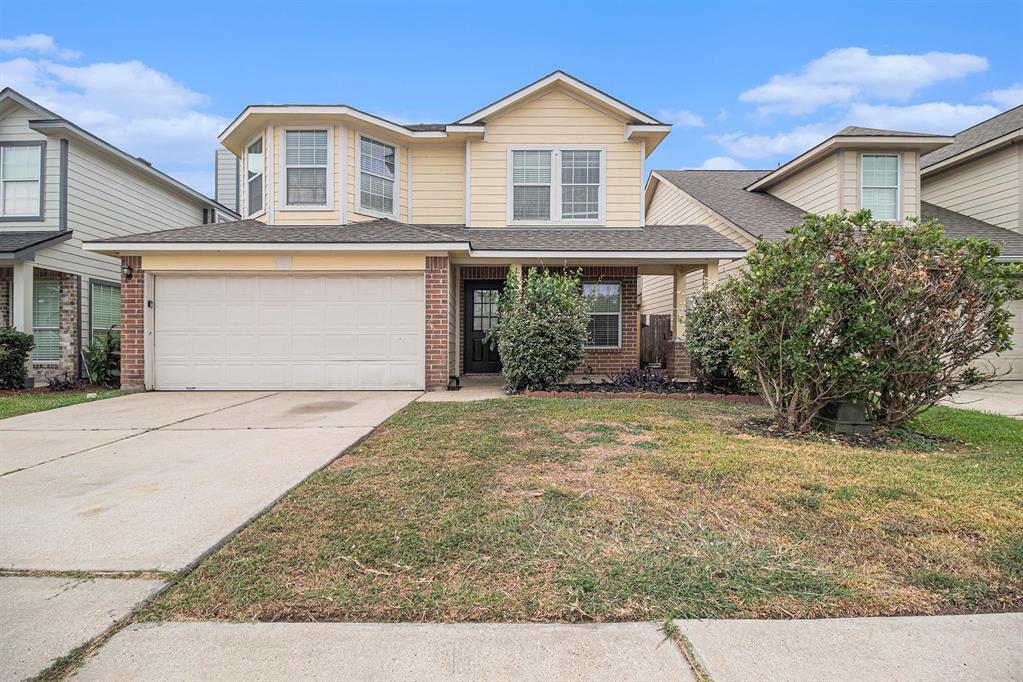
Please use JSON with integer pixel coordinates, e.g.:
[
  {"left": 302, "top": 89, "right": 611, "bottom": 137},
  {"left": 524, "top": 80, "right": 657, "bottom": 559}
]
[{"left": 738, "top": 418, "right": 960, "bottom": 452}]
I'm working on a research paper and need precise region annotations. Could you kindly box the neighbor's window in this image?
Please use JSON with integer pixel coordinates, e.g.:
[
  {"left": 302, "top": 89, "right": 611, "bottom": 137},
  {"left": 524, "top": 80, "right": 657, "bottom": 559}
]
[
  {"left": 285, "top": 130, "right": 328, "bottom": 206},
  {"left": 584, "top": 282, "right": 621, "bottom": 348},
  {"left": 246, "top": 137, "right": 264, "bottom": 215},
  {"left": 32, "top": 279, "right": 59, "bottom": 363},
  {"left": 861, "top": 154, "right": 899, "bottom": 221},
  {"left": 91, "top": 282, "right": 120, "bottom": 340},
  {"left": 359, "top": 137, "right": 396, "bottom": 216},
  {"left": 0, "top": 144, "right": 43, "bottom": 217},
  {"left": 511, "top": 148, "right": 602, "bottom": 223}
]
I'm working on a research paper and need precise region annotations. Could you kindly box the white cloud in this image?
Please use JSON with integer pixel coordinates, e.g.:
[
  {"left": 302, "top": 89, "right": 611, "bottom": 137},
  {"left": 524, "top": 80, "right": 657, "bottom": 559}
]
[
  {"left": 0, "top": 46, "right": 228, "bottom": 195},
  {"left": 711, "top": 123, "right": 834, "bottom": 159},
  {"left": 982, "top": 83, "right": 1023, "bottom": 109},
  {"left": 0, "top": 34, "right": 80, "bottom": 60},
  {"left": 844, "top": 102, "right": 999, "bottom": 135},
  {"left": 698, "top": 156, "right": 747, "bottom": 170},
  {"left": 656, "top": 108, "right": 704, "bottom": 127},
  {"left": 740, "top": 47, "right": 988, "bottom": 115}
]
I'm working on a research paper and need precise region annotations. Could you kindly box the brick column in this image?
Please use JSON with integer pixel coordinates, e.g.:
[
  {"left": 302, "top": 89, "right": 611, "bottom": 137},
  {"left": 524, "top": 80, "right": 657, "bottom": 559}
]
[
  {"left": 425, "top": 256, "right": 449, "bottom": 389},
  {"left": 666, "top": 341, "right": 693, "bottom": 381},
  {"left": 119, "top": 256, "right": 145, "bottom": 389}
]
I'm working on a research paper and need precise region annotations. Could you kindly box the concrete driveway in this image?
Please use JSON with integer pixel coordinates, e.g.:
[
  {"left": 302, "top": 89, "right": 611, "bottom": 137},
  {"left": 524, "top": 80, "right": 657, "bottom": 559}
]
[
  {"left": 0, "top": 390, "right": 418, "bottom": 572},
  {"left": 944, "top": 382, "right": 1023, "bottom": 419}
]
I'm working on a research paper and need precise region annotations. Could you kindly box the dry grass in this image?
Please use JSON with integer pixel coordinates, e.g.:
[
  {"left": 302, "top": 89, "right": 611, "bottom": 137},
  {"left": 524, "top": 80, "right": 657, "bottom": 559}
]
[{"left": 142, "top": 399, "right": 1023, "bottom": 623}]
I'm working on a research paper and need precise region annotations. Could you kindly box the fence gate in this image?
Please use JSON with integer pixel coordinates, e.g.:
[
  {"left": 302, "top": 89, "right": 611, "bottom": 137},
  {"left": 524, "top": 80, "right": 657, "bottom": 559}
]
[{"left": 640, "top": 314, "right": 672, "bottom": 368}]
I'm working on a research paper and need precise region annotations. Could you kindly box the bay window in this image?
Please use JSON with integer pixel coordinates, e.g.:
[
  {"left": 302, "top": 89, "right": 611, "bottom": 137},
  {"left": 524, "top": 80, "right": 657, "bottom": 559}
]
[
  {"left": 245, "top": 137, "right": 264, "bottom": 216},
  {"left": 583, "top": 282, "right": 621, "bottom": 348},
  {"left": 359, "top": 136, "right": 397, "bottom": 217},
  {"left": 0, "top": 143, "right": 44, "bottom": 219},
  {"left": 861, "top": 154, "right": 899, "bottom": 221},
  {"left": 284, "top": 129, "right": 329, "bottom": 207},
  {"left": 509, "top": 147, "right": 603, "bottom": 224}
]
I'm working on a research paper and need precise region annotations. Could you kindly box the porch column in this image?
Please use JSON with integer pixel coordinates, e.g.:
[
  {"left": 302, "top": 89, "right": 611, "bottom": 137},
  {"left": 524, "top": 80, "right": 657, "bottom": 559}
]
[
  {"left": 702, "top": 260, "right": 720, "bottom": 289},
  {"left": 11, "top": 261, "right": 33, "bottom": 333}
]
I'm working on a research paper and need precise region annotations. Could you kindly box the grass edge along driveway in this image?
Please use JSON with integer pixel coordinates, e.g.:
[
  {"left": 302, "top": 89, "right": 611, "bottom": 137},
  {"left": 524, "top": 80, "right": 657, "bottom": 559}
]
[{"left": 0, "top": 389, "right": 125, "bottom": 420}]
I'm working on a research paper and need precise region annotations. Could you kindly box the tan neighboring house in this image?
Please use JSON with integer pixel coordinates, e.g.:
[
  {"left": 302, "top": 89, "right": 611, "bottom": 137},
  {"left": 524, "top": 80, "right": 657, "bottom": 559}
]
[
  {"left": 0, "top": 89, "right": 236, "bottom": 384},
  {"left": 642, "top": 107, "right": 1023, "bottom": 380},
  {"left": 84, "top": 72, "right": 745, "bottom": 391}
]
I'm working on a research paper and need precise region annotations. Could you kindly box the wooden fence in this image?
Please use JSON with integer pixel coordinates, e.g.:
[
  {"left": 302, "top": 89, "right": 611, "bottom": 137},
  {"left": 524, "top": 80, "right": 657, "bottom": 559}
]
[{"left": 640, "top": 314, "right": 672, "bottom": 368}]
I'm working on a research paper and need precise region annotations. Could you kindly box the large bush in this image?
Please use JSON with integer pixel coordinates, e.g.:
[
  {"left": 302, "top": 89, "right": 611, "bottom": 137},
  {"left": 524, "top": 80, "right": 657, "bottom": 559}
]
[
  {"left": 487, "top": 267, "right": 591, "bottom": 392},
  {"left": 685, "top": 285, "right": 742, "bottom": 392},
  {"left": 82, "top": 328, "right": 121, "bottom": 388},
  {"left": 0, "top": 327, "right": 34, "bottom": 389},
  {"left": 728, "top": 211, "right": 1021, "bottom": 430}
]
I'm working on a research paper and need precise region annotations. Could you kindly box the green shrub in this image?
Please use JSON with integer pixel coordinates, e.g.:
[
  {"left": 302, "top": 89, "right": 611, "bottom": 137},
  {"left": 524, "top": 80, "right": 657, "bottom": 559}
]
[
  {"left": 685, "top": 285, "right": 742, "bottom": 392},
  {"left": 81, "top": 328, "right": 121, "bottom": 388},
  {"left": 487, "top": 267, "right": 591, "bottom": 392},
  {"left": 0, "top": 327, "right": 34, "bottom": 389}
]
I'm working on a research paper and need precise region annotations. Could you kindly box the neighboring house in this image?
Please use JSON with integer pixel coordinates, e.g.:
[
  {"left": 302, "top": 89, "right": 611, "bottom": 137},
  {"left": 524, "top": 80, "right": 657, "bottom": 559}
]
[
  {"left": 0, "top": 88, "right": 237, "bottom": 384},
  {"left": 214, "top": 147, "right": 241, "bottom": 214},
  {"left": 85, "top": 71, "right": 746, "bottom": 391},
  {"left": 642, "top": 107, "right": 1023, "bottom": 380}
]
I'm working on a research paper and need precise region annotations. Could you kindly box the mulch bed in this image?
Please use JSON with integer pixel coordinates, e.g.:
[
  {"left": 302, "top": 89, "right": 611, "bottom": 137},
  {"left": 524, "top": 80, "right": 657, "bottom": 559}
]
[{"left": 739, "top": 417, "right": 961, "bottom": 451}]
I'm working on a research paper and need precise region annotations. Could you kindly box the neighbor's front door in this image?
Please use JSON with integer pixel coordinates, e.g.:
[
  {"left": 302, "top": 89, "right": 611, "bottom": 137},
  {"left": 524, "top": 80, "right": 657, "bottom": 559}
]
[{"left": 464, "top": 280, "right": 503, "bottom": 373}]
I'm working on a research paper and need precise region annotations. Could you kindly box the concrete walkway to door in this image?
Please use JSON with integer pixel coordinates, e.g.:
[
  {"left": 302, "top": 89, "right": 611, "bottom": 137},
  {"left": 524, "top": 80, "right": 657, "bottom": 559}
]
[{"left": 0, "top": 390, "right": 417, "bottom": 680}]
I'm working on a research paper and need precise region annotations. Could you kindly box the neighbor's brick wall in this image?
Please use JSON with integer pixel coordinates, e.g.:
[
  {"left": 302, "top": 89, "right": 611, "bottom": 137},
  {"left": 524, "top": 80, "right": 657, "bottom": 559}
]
[
  {"left": 119, "top": 256, "right": 145, "bottom": 389},
  {"left": 458, "top": 265, "right": 510, "bottom": 375},
  {"left": 574, "top": 266, "right": 639, "bottom": 377},
  {"left": 0, "top": 267, "right": 11, "bottom": 327},
  {"left": 31, "top": 269, "right": 78, "bottom": 383},
  {"left": 665, "top": 340, "right": 693, "bottom": 381},
  {"left": 425, "top": 256, "right": 450, "bottom": 388}
]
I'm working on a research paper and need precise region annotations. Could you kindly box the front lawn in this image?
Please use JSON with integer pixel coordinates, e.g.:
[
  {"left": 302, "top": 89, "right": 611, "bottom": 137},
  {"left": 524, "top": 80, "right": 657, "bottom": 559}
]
[
  {"left": 144, "top": 399, "right": 1022, "bottom": 623},
  {"left": 0, "top": 388, "right": 125, "bottom": 420}
]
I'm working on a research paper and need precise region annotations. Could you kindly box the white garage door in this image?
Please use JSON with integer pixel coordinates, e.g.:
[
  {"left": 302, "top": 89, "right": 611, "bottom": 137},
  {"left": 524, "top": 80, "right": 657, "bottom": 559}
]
[
  {"left": 154, "top": 274, "right": 424, "bottom": 390},
  {"left": 976, "top": 299, "right": 1023, "bottom": 381}
]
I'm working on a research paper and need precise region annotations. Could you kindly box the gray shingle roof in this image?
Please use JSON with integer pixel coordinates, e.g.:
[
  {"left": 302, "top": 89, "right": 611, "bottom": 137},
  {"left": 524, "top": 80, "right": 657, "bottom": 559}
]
[
  {"left": 836, "top": 126, "right": 944, "bottom": 137},
  {"left": 920, "top": 202, "right": 1023, "bottom": 258},
  {"left": 920, "top": 105, "right": 1023, "bottom": 169},
  {"left": 86, "top": 218, "right": 745, "bottom": 253},
  {"left": 0, "top": 230, "right": 72, "bottom": 257},
  {"left": 653, "top": 170, "right": 806, "bottom": 240}
]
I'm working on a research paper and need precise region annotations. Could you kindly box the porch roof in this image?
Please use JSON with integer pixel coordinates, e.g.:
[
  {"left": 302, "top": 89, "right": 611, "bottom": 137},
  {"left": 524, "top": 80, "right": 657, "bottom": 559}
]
[{"left": 0, "top": 231, "right": 73, "bottom": 260}]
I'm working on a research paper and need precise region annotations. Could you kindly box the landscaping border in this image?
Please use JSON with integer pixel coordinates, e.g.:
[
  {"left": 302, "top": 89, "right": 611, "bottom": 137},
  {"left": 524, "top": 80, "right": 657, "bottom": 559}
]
[{"left": 521, "top": 390, "right": 764, "bottom": 404}]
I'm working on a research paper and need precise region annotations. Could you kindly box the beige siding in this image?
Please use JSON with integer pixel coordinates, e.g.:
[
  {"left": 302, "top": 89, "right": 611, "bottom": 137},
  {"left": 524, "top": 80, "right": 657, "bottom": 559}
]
[
  {"left": 922, "top": 143, "right": 1021, "bottom": 233},
  {"left": 901, "top": 151, "right": 921, "bottom": 219},
  {"left": 767, "top": 153, "right": 839, "bottom": 215},
  {"left": 839, "top": 150, "right": 922, "bottom": 221},
  {"left": 411, "top": 142, "right": 464, "bottom": 223},
  {"left": 0, "top": 106, "right": 61, "bottom": 230},
  {"left": 839, "top": 150, "right": 859, "bottom": 212},
  {"left": 469, "top": 87, "right": 643, "bottom": 227}
]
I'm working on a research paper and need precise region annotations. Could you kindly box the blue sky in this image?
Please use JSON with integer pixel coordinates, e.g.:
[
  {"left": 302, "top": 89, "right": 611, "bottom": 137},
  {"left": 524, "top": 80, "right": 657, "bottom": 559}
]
[{"left": 2, "top": 0, "right": 1021, "bottom": 197}]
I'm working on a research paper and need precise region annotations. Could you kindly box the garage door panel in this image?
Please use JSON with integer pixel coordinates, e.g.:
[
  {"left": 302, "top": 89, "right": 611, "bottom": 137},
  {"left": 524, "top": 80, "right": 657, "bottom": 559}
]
[{"left": 154, "top": 274, "right": 425, "bottom": 390}]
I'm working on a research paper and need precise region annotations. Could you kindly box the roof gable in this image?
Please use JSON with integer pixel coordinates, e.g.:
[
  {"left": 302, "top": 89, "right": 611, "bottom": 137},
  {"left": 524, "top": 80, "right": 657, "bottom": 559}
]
[{"left": 921, "top": 104, "right": 1023, "bottom": 172}]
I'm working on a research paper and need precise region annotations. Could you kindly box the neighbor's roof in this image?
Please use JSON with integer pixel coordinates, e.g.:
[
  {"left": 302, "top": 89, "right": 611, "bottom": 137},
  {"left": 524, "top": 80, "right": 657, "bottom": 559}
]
[
  {"left": 920, "top": 105, "right": 1023, "bottom": 171},
  {"left": 652, "top": 170, "right": 805, "bottom": 240},
  {"left": 836, "top": 126, "right": 946, "bottom": 138},
  {"left": 920, "top": 202, "right": 1023, "bottom": 258},
  {"left": 83, "top": 218, "right": 746, "bottom": 255},
  {"left": 0, "top": 230, "right": 73, "bottom": 259}
]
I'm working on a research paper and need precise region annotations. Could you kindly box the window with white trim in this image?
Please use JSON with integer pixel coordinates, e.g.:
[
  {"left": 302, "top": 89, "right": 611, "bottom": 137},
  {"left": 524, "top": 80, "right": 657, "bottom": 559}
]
[
  {"left": 359, "top": 137, "right": 396, "bottom": 216},
  {"left": 861, "top": 154, "right": 899, "bottom": 221},
  {"left": 0, "top": 144, "right": 43, "bottom": 217},
  {"left": 246, "top": 137, "right": 264, "bottom": 215},
  {"left": 32, "top": 279, "right": 60, "bottom": 363},
  {"left": 284, "top": 129, "right": 329, "bottom": 206},
  {"left": 583, "top": 282, "right": 621, "bottom": 348},
  {"left": 91, "top": 282, "right": 120, "bottom": 340},
  {"left": 510, "top": 148, "right": 602, "bottom": 223}
]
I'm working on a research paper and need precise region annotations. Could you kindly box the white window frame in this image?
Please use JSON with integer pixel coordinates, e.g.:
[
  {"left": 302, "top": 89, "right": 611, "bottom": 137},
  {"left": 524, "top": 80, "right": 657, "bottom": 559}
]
[
  {"left": 279, "top": 125, "right": 333, "bottom": 211},
  {"left": 356, "top": 134, "right": 400, "bottom": 219},
  {"left": 244, "top": 134, "right": 265, "bottom": 218},
  {"left": 0, "top": 142, "right": 45, "bottom": 220},
  {"left": 507, "top": 145, "right": 606, "bottom": 226},
  {"left": 583, "top": 281, "right": 622, "bottom": 349},
  {"left": 860, "top": 153, "right": 901, "bottom": 222}
]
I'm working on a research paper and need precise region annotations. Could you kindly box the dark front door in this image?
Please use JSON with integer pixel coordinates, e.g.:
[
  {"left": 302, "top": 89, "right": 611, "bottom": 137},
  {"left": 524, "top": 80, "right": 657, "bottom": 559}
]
[{"left": 464, "top": 280, "right": 503, "bottom": 373}]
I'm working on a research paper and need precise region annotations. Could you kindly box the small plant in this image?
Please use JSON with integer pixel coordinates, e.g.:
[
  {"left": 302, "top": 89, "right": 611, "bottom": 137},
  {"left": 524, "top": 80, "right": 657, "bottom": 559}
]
[
  {"left": 486, "top": 267, "right": 592, "bottom": 392},
  {"left": 0, "top": 327, "right": 34, "bottom": 389},
  {"left": 81, "top": 328, "right": 121, "bottom": 388},
  {"left": 47, "top": 371, "right": 82, "bottom": 392},
  {"left": 608, "top": 367, "right": 676, "bottom": 390},
  {"left": 685, "top": 285, "right": 742, "bottom": 392}
]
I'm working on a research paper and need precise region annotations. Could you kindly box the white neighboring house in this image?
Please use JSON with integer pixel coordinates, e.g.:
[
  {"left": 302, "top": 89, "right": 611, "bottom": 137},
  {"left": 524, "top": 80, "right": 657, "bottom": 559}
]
[{"left": 0, "top": 88, "right": 237, "bottom": 385}]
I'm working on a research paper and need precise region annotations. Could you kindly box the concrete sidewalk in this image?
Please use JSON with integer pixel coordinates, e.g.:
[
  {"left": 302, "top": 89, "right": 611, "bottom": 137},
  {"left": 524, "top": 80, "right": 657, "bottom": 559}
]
[
  {"left": 944, "top": 382, "right": 1023, "bottom": 419},
  {"left": 72, "top": 614, "right": 1023, "bottom": 681}
]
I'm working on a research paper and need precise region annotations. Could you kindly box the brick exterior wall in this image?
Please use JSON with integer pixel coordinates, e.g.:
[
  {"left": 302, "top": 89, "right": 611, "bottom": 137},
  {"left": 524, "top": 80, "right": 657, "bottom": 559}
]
[
  {"left": 458, "top": 265, "right": 510, "bottom": 375},
  {"left": 665, "top": 340, "right": 693, "bottom": 381},
  {"left": 0, "top": 267, "right": 10, "bottom": 327},
  {"left": 31, "top": 269, "right": 78, "bottom": 384},
  {"left": 425, "top": 256, "right": 450, "bottom": 389},
  {"left": 574, "top": 266, "right": 639, "bottom": 377},
  {"left": 119, "top": 256, "right": 145, "bottom": 389}
]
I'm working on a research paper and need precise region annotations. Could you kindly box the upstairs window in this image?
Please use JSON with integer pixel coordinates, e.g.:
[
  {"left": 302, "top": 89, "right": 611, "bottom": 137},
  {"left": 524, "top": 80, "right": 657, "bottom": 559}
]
[
  {"left": 284, "top": 129, "right": 329, "bottom": 207},
  {"left": 861, "top": 154, "right": 899, "bottom": 221},
  {"left": 583, "top": 282, "right": 621, "bottom": 348},
  {"left": 510, "top": 148, "right": 602, "bottom": 224},
  {"left": 359, "top": 137, "right": 396, "bottom": 217},
  {"left": 0, "top": 143, "right": 43, "bottom": 218},
  {"left": 246, "top": 137, "right": 264, "bottom": 216}
]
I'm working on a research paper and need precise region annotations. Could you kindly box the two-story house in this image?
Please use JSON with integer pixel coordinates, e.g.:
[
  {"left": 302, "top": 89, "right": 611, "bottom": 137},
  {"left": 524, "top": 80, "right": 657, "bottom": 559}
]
[
  {"left": 0, "top": 88, "right": 236, "bottom": 385},
  {"left": 641, "top": 106, "right": 1023, "bottom": 380},
  {"left": 85, "top": 72, "right": 746, "bottom": 391}
]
